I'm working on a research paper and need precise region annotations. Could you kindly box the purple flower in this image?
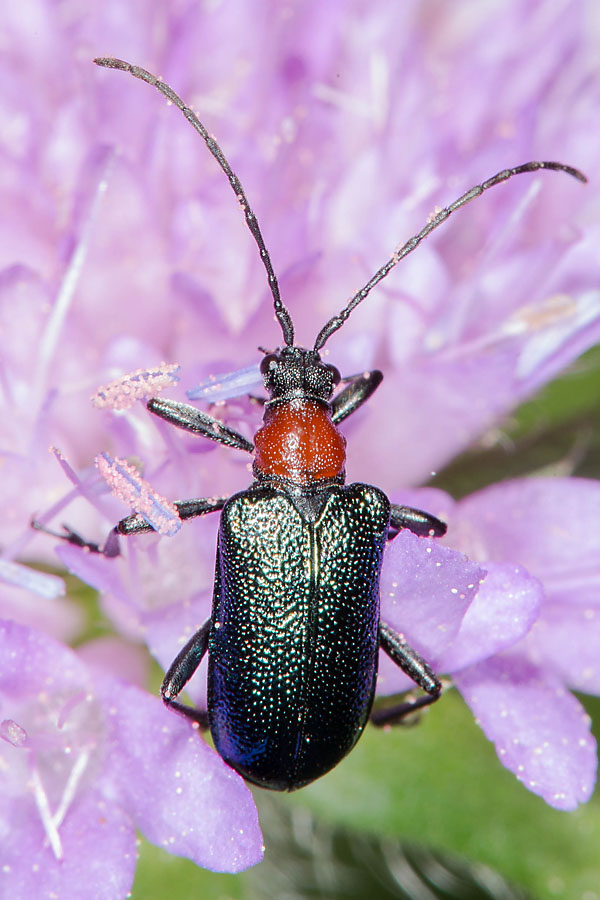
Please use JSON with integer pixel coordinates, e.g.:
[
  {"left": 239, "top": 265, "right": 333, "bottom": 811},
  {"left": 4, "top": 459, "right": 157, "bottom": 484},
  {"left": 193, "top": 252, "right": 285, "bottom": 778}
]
[
  {"left": 2, "top": 0, "right": 600, "bottom": 887},
  {"left": 0, "top": 619, "right": 263, "bottom": 895}
]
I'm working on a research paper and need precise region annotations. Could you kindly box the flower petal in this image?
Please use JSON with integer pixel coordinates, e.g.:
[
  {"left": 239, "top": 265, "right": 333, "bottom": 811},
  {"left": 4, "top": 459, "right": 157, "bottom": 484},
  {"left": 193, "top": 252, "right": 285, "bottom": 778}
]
[
  {"left": 453, "top": 477, "right": 600, "bottom": 607},
  {"left": 528, "top": 602, "right": 600, "bottom": 694},
  {"left": 439, "top": 562, "right": 542, "bottom": 672},
  {"left": 0, "top": 622, "right": 136, "bottom": 896},
  {"left": 187, "top": 362, "right": 263, "bottom": 401},
  {"left": 0, "top": 791, "right": 137, "bottom": 900},
  {"left": 377, "top": 530, "right": 485, "bottom": 693},
  {"left": 96, "top": 676, "right": 263, "bottom": 873},
  {"left": 55, "top": 543, "right": 135, "bottom": 614},
  {"left": 380, "top": 530, "right": 485, "bottom": 658},
  {"left": 456, "top": 656, "right": 597, "bottom": 809}
]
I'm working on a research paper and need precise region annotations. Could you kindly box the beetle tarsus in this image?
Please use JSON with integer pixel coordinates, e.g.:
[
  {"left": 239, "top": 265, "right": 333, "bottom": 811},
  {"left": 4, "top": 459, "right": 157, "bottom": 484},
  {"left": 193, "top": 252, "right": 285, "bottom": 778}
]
[
  {"left": 379, "top": 620, "right": 441, "bottom": 695},
  {"left": 31, "top": 519, "right": 121, "bottom": 557},
  {"left": 374, "top": 620, "right": 442, "bottom": 727},
  {"left": 389, "top": 504, "right": 447, "bottom": 539},
  {"left": 161, "top": 697, "right": 210, "bottom": 731},
  {"left": 370, "top": 687, "right": 442, "bottom": 727}
]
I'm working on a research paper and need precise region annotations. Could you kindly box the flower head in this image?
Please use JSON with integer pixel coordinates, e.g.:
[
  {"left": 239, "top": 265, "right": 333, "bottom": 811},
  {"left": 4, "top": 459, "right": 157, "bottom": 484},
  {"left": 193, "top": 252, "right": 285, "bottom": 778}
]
[{"left": 2, "top": 0, "right": 600, "bottom": 889}]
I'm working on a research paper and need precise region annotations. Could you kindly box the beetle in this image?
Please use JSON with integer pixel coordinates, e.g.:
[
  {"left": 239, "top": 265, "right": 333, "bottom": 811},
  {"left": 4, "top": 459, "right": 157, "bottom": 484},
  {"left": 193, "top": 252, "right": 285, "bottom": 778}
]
[{"left": 45, "top": 56, "right": 587, "bottom": 791}]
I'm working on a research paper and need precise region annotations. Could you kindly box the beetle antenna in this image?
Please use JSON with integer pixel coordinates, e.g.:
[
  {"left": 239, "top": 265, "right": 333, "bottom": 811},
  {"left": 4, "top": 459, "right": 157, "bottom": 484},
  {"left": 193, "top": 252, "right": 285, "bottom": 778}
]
[
  {"left": 313, "top": 161, "right": 587, "bottom": 351},
  {"left": 94, "top": 57, "right": 295, "bottom": 347}
]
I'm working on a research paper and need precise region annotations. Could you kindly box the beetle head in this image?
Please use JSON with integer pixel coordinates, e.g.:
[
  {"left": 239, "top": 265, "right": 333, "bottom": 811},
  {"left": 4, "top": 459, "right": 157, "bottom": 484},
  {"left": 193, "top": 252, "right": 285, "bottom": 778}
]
[{"left": 260, "top": 347, "right": 341, "bottom": 405}]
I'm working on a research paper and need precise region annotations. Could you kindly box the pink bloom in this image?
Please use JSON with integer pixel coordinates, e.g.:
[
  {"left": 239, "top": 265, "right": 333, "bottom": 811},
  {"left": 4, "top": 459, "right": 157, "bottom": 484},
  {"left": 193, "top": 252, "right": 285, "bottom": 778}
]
[{"left": 1, "top": 0, "right": 599, "bottom": 888}]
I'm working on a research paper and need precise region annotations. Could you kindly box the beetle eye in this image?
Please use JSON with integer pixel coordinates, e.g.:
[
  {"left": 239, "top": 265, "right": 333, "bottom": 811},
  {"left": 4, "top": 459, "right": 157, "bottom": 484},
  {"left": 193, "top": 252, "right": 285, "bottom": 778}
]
[
  {"left": 326, "top": 364, "right": 341, "bottom": 386},
  {"left": 260, "top": 354, "right": 278, "bottom": 376}
]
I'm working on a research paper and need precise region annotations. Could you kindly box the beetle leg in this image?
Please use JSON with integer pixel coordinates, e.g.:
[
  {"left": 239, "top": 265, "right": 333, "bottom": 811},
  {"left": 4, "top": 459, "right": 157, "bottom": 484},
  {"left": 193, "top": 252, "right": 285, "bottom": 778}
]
[
  {"left": 148, "top": 397, "right": 254, "bottom": 452},
  {"left": 331, "top": 370, "right": 383, "bottom": 424},
  {"left": 160, "top": 619, "right": 211, "bottom": 729},
  {"left": 31, "top": 520, "right": 122, "bottom": 557},
  {"left": 371, "top": 620, "right": 441, "bottom": 726},
  {"left": 118, "top": 496, "right": 227, "bottom": 534},
  {"left": 388, "top": 504, "right": 447, "bottom": 539},
  {"left": 32, "top": 496, "right": 227, "bottom": 557}
]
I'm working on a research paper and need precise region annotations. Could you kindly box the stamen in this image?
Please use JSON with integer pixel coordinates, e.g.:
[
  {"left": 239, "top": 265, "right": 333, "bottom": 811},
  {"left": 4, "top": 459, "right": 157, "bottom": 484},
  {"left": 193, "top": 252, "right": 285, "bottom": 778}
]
[
  {"left": 36, "top": 148, "right": 115, "bottom": 395},
  {"left": 52, "top": 749, "right": 91, "bottom": 831},
  {"left": 30, "top": 766, "right": 63, "bottom": 861},
  {"left": 91, "top": 364, "right": 180, "bottom": 410},
  {"left": 96, "top": 452, "right": 181, "bottom": 535},
  {"left": 0, "top": 559, "right": 65, "bottom": 599}
]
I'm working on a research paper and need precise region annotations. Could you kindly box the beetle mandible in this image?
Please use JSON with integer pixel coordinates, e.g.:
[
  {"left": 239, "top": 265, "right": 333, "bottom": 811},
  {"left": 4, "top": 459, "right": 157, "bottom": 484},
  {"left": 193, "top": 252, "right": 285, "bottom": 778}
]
[{"left": 62, "top": 57, "right": 586, "bottom": 791}]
